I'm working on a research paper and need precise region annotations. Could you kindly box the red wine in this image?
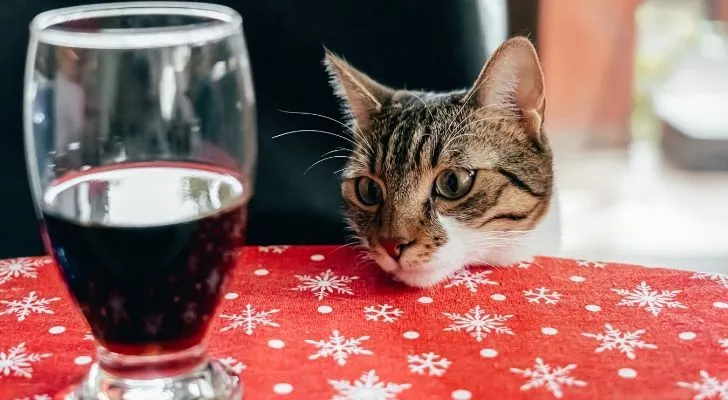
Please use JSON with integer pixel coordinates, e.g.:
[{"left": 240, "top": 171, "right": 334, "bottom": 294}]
[{"left": 42, "top": 162, "right": 247, "bottom": 355}]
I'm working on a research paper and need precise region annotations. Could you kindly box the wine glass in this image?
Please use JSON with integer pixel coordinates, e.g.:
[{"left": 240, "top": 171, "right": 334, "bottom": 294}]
[{"left": 23, "top": 3, "right": 255, "bottom": 399}]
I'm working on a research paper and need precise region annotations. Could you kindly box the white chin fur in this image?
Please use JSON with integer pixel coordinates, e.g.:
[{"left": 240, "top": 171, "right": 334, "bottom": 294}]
[
  {"left": 394, "top": 267, "right": 457, "bottom": 288},
  {"left": 386, "top": 195, "right": 562, "bottom": 288}
]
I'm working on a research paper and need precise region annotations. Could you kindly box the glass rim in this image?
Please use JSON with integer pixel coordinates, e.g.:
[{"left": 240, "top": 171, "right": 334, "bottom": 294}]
[{"left": 30, "top": 2, "right": 243, "bottom": 49}]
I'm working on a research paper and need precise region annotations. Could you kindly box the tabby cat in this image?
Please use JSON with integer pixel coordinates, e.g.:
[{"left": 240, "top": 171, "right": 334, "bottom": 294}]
[{"left": 324, "top": 37, "right": 561, "bottom": 287}]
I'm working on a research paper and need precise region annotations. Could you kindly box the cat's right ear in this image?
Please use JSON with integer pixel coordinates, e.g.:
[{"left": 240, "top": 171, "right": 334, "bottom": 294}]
[
  {"left": 323, "top": 49, "right": 394, "bottom": 131},
  {"left": 466, "top": 37, "right": 546, "bottom": 138}
]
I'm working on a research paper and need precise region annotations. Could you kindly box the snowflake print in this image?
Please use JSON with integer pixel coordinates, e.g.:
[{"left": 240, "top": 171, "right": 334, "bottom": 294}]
[
  {"left": 305, "top": 330, "right": 372, "bottom": 366},
  {"left": 218, "top": 356, "right": 246, "bottom": 374},
  {"left": 691, "top": 272, "right": 728, "bottom": 290},
  {"left": 329, "top": 369, "right": 411, "bottom": 400},
  {"left": 612, "top": 281, "right": 687, "bottom": 316},
  {"left": 677, "top": 370, "right": 728, "bottom": 400},
  {"left": 407, "top": 352, "right": 451, "bottom": 377},
  {"left": 290, "top": 269, "right": 359, "bottom": 300},
  {"left": 0, "top": 342, "right": 51, "bottom": 379},
  {"left": 719, "top": 338, "right": 728, "bottom": 354},
  {"left": 510, "top": 357, "right": 587, "bottom": 399},
  {"left": 577, "top": 260, "right": 606, "bottom": 268},
  {"left": 444, "top": 268, "right": 497, "bottom": 293},
  {"left": 523, "top": 287, "right": 562, "bottom": 305},
  {"left": 258, "top": 245, "right": 289, "bottom": 254},
  {"left": 0, "top": 258, "right": 50, "bottom": 286},
  {"left": 581, "top": 324, "right": 657, "bottom": 360},
  {"left": 443, "top": 305, "right": 514, "bottom": 342},
  {"left": 0, "top": 291, "right": 60, "bottom": 321},
  {"left": 219, "top": 304, "right": 280, "bottom": 334},
  {"left": 363, "top": 304, "right": 402, "bottom": 322}
]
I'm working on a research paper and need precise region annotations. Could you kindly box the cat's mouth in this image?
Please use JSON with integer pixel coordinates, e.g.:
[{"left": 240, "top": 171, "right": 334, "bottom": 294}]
[
  {"left": 369, "top": 249, "right": 402, "bottom": 273},
  {"left": 369, "top": 247, "right": 448, "bottom": 287},
  {"left": 366, "top": 231, "right": 476, "bottom": 288}
]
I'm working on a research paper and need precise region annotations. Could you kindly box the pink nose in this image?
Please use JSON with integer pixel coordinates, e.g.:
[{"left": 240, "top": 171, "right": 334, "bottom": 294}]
[{"left": 379, "top": 237, "right": 414, "bottom": 260}]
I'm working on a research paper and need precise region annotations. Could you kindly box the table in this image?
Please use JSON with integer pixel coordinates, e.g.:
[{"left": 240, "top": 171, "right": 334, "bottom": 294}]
[{"left": 1, "top": 246, "right": 727, "bottom": 399}]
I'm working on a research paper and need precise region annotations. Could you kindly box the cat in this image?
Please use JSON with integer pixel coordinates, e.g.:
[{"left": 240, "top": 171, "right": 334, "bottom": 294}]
[{"left": 324, "top": 37, "right": 561, "bottom": 287}]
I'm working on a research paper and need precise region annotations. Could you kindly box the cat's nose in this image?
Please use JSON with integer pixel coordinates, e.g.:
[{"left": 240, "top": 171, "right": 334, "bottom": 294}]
[{"left": 379, "top": 237, "right": 414, "bottom": 260}]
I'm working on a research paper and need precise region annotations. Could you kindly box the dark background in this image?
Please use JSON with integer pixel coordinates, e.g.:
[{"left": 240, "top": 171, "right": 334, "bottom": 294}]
[{"left": 0, "top": 0, "right": 537, "bottom": 259}]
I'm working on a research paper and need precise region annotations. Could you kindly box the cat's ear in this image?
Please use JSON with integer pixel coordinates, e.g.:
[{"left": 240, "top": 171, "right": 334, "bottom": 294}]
[
  {"left": 467, "top": 37, "right": 545, "bottom": 136},
  {"left": 323, "top": 49, "right": 394, "bottom": 131}
]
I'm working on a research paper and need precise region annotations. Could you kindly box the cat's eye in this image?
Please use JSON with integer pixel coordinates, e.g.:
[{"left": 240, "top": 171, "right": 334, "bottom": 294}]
[
  {"left": 434, "top": 168, "right": 475, "bottom": 200},
  {"left": 355, "top": 177, "right": 383, "bottom": 206}
]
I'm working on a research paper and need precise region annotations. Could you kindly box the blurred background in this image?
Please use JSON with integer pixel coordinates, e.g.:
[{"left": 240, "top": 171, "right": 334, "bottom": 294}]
[
  {"left": 1, "top": 0, "right": 726, "bottom": 274},
  {"left": 542, "top": 0, "right": 728, "bottom": 273}
]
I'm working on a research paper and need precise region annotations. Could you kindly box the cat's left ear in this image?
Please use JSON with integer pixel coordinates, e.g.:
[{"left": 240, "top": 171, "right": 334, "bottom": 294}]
[
  {"left": 323, "top": 49, "right": 394, "bottom": 131},
  {"left": 467, "top": 37, "right": 545, "bottom": 137}
]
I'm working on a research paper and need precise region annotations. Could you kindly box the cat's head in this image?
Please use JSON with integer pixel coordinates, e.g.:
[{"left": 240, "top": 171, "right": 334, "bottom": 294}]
[{"left": 324, "top": 37, "right": 553, "bottom": 287}]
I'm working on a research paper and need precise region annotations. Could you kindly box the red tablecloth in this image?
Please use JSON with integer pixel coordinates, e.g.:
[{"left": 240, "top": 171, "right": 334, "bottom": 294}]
[{"left": 1, "top": 246, "right": 727, "bottom": 399}]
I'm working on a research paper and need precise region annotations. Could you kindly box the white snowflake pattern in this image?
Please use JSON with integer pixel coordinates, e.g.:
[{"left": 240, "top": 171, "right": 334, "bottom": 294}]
[
  {"left": 443, "top": 305, "right": 514, "bottom": 342},
  {"left": 407, "top": 352, "right": 451, "bottom": 377},
  {"left": 0, "top": 291, "right": 61, "bottom": 321},
  {"left": 677, "top": 370, "right": 728, "bottom": 400},
  {"left": 719, "top": 338, "right": 728, "bottom": 354},
  {"left": 218, "top": 356, "right": 247, "bottom": 374},
  {"left": 14, "top": 395, "right": 51, "bottom": 400},
  {"left": 523, "top": 287, "right": 562, "bottom": 305},
  {"left": 443, "top": 268, "right": 497, "bottom": 293},
  {"left": 510, "top": 357, "right": 587, "bottom": 399},
  {"left": 305, "top": 330, "right": 372, "bottom": 366},
  {"left": 0, "top": 342, "right": 52, "bottom": 379},
  {"left": 290, "top": 269, "right": 359, "bottom": 300},
  {"left": 516, "top": 261, "right": 532, "bottom": 269},
  {"left": 219, "top": 304, "right": 280, "bottom": 334},
  {"left": 329, "top": 369, "right": 411, "bottom": 400},
  {"left": 581, "top": 324, "right": 657, "bottom": 360},
  {"left": 691, "top": 272, "right": 728, "bottom": 290},
  {"left": 612, "top": 281, "right": 687, "bottom": 316},
  {"left": 363, "top": 304, "right": 402, "bottom": 322},
  {"left": 0, "top": 258, "right": 51, "bottom": 286},
  {"left": 258, "top": 245, "right": 289, "bottom": 254},
  {"left": 577, "top": 260, "right": 606, "bottom": 268}
]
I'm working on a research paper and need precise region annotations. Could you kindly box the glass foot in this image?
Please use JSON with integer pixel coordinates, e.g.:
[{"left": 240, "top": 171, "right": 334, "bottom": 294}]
[{"left": 65, "top": 359, "right": 243, "bottom": 400}]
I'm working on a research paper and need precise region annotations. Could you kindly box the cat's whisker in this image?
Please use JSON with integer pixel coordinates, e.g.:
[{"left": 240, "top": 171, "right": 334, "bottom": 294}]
[
  {"left": 528, "top": 259, "right": 547, "bottom": 270},
  {"left": 277, "top": 109, "right": 364, "bottom": 138},
  {"left": 441, "top": 114, "right": 509, "bottom": 154},
  {"left": 303, "top": 155, "right": 352, "bottom": 175},
  {"left": 448, "top": 103, "right": 502, "bottom": 133},
  {"left": 447, "top": 74, "right": 518, "bottom": 132},
  {"left": 355, "top": 254, "right": 376, "bottom": 268},
  {"left": 441, "top": 133, "right": 481, "bottom": 155},
  {"left": 276, "top": 110, "right": 376, "bottom": 158},
  {"left": 450, "top": 115, "right": 503, "bottom": 137},
  {"left": 272, "top": 129, "right": 357, "bottom": 147},
  {"left": 330, "top": 240, "right": 361, "bottom": 254},
  {"left": 447, "top": 105, "right": 522, "bottom": 142},
  {"left": 446, "top": 77, "right": 490, "bottom": 132},
  {"left": 320, "top": 147, "right": 351, "bottom": 157},
  {"left": 410, "top": 92, "right": 435, "bottom": 121}
]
